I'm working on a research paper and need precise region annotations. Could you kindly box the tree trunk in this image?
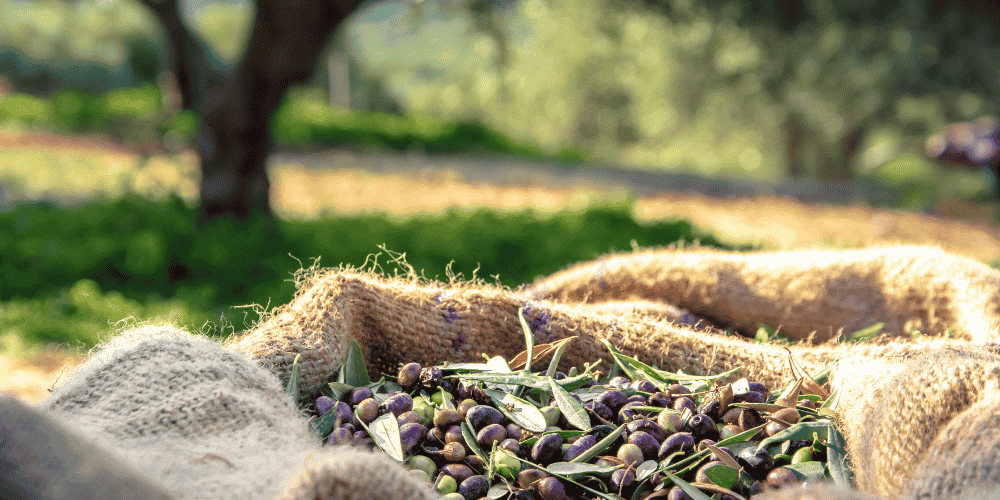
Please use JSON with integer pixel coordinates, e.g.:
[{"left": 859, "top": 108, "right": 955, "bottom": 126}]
[{"left": 194, "top": 0, "right": 366, "bottom": 222}]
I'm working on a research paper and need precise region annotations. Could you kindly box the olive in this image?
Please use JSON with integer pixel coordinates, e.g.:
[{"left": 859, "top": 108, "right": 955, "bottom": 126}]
[
  {"left": 616, "top": 443, "right": 644, "bottom": 468},
  {"left": 658, "top": 432, "right": 694, "bottom": 460},
  {"left": 442, "top": 441, "right": 466, "bottom": 462},
  {"left": 408, "top": 468, "right": 430, "bottom": 483},
  {"left": 627, "top": 419, "right": 666, "bottom": 443},
  {"left": 332, "top": 402, "right": 353, "bottom": 427},
  {"left": 465, "top": 455, "right": 485, "bottom": 468},
  {"left": 748, "top": 382, "right": 768, "bottom": 394},
  {"left": 737, "top": 448, "right": 775, "bottom": 480},
  {"left": 355, "top": 398, "right": 379, "bottom": 424},
  {"left": 315, "top": 396, "right": 336, "bottom": 415},
  {"left": 699, "top": 397, "right": 722, "bottom": 420},
  {"left": 434, "top": 409, "right": 465, "bottom": 430},
  {"left": 436, "top": 474, "right": 458, "bottom": 495},
  {"left": 739, "top": 408, "right": 763, "bottom": 432},
  {"left": 517, "top": 468, "right": 547, "bottom": 489},
  {"left": 596, "top": 390, "right": 628, "bottom": 413},
  {"left": 349, "top": 387, "right": 373, "bottom": 406},
  {"left": 429, "top": 427, "right": 446, "bottom": 443},
  {"left": 441, "top": 494, "right": 464, "bottom": 500},
  {"left": 440, "top": 463, "right": 475, "bottom": 484},
  {"left": 673, "top": 397, "right": 697, "bottom": 414},
  {"left": 626, "top": 394, "right": 647, "bottom": 405},
  {"left": 407, "top": 454, "right": 437, "bottom": 479},
  {"left": 539, "top": 406, "right": 562, "bottom": 427},
  {"left": 397, "top": 362, "right": 422, "bottom": 388},
  {"left": 476, "top": 423, "right": 507, "bottom": 449},
  {"left": 772, "top": 408, "right": 800, "bottom": 426},
  {"left": 665, "top": 384, "right": 691, "bottom": 397},
  {"left": 618, "top": 406, "right": 642, "bottom": 425},
  {"left": 608, "top": 376, "right": 631, "bottom": 389},
  {"left": 352, "top": 430, "right": 369, "bottom": 443},
  {"left": 562, "top": 434, "right": 596, "bottom": 462},
  {"left": 506, "top": 423, "right": 526, "bottom": 441},
  {"left": 687, "top": 413, "right": 719, "bottom": 442},
  {"left": 587, "top": 424, "right": 620, "bottom": 443},
  {"left": 735, "top": 391, "right": 766, "bottom": 404},
  {"left": 611, "top": 468, "right": 635, "bottom": 489},
  {"left": 647, "top": 392, "right": 671, "bottom": 407},
  {"left": 531, "top": 433, "right": 564, "bottom": 464},
  {"left": 340, "top": 423, "right": 355, "bottom": 434},
  {"left": 444, "top": 424, "right": 464, "bottom": 445},
  {"left": 397, "top": 410, "right": 421, "bottom": 426},
  {"left": 456, "top": 398, "right": 478, "bottom": 416},
  {"left": 721, "top": 408, "right": 743, "bottom": 425},
  {"left": 657, "top": 409, "right": 683, "bottom": 433},
  {"left": 584, "top": 401, "right": 614, "bottom": 423},
  {"left": 666, "top": 486, "right": 693, "bottom": 500},
  {"left": 792, "top": 446, "right": 813, "bottom": 464},
  {"left": 326, "top": 427, "right": 352, "bottom": 446},
  {"left": 514, "top": 489, "right": 543, "bottom": 500},
  {"left": 419, "top": 366, "right": 444, "bottom": 390},
  {"left": 398, "top": 422, "right": 427, "bottom": 454},
  {"left": 627, "top": 431, "right": 659, "bottom": 460},
  {"left": 553, "top": 371, "right": 567, "bottom": 380},
  {"left": 720, "top": 424, "right": 742, "bottom": 440},
  {"left": 467, "top": 405, "right": 504, "bottom": 431},
  {"left": 631, "top": 379, "right": 657, "bottom": 393},
  {"left": 765, "top": 421, "right": 787, "bottom": 437},
  {"left": 382, "top": 393, "right": 413, "bottom": 417},
  {"left": 767, "top": 466, "right": 800, "bottom": 488},
  {"left": 458, "top": 475, "right": 489, "bottom": 500},
  {"left": 498, "top": 437, "right": 520, "bottom": 454},
  {"left": 536, "top": 477, "right": 570, "bottom": 500}
]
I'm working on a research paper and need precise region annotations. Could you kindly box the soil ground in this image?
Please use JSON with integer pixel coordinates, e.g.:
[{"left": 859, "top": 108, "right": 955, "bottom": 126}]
[{"left": 5, "top": 131, "right": 1000, "bottom": 404}]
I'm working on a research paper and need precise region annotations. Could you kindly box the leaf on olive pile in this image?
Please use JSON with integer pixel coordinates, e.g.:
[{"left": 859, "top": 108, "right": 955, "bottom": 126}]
[
  {"left": 510, "top": 336, "right": 578, "bottom": 371},
  {"left": 755, "top": 421, "right": 830, "bottom": 454},
  {"left": 549, "top": 377, "right": 591, "bottom": 430}
]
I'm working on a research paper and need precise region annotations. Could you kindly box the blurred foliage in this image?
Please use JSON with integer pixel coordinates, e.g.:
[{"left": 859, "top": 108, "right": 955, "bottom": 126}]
[
  {"left": 0, "top": 195, "right": 744, "bottom": 351},
  {"left": 349, "top": 0, "right": 1000, "bottom": 184}
]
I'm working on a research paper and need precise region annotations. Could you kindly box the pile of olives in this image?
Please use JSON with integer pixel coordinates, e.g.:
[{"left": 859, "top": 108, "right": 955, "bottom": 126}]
[{"left": 308, "top": 357, "right": 841, "bottom": 500}]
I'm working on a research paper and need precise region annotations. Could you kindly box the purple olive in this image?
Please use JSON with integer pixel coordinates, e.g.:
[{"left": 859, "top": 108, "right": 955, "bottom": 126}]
[
  {"left": 631, "top": 379, "right": 657, "bottom": 393},
  {"left": 440, "top": 463, "right": 475, "bottom": 484},
  {"left": 531, "top": 433, "right": 563, "bottom": 465},
  {"left": 608, "top": 376, "right": 631, "bottom": 389},
  {"left": 673, "top": 397, "right": 697, "bottom": 414},
  {"left": 687, "top": 413, "right": 720, "bottom": 442},
  {"left": 536, "top": 477, "right": 570, "bottom": 500},
  {"left": 647, "top": 392, "right": 671, "bottom": 407},
  {"left": 476, "top": 423, "right": 507, "bottom": 449},
  {"left": 326, "top": 427, "right": 352, "bottom": 446},
  {"left": 458, "top": 475, "right": 489, "bottom": 500},
  {"left": 627, "top": 430, "right": 659, "bottom": 460},
  {"left": 349, "top": 386, "right": 374, "bottom": 406},
  {"left": 315, "top": 396, "right": 336, "bottom": 415},
  {"left": 627, "top": 419, "right": 666, "bottom": 443},
  {"left": 611, "top": 468, "right": 635, "bottom": 489},
  {"left": 517, "top": 468, "right": 547, "bottom": 489},
  {"left": 466, "top": 405, "right": 504, "bottom": 431},
  {"left": 584, "top": 401, "right": 613, "bottom": 423},
  {"left": 382, "top": 393, "right": 413, "bottom": 417},
  {"left": 658, "top": 432, "right": 695, "bottom": 460},
  {"left": 596, "top": 390, "right": 628, "bottom": 413},
  {"left": 562, "top": 434, "right": 596, "bottom": 462},
  {"left": 399, "top": 422, "right": 427, "bottom": 453}
]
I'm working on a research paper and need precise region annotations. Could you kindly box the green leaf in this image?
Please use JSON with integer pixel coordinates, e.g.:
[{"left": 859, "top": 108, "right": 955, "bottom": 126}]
[
  {"left": 519, "top": 430, "right": 586, "bottom": 447},
  {"left": 483, "top": 389, "right": 547, "bottom": 432},
  {"left": 338, "top": 340, "right": 370, "bottom": 387},
  {"left": 462, "top": 421, "right": 488, "bottom": 464},
  {"left": 545, "top": 337, "right": 571, "bottom": 378},
  {"left": 285, "top": 353, "right": 301, "bottom": 406},
  {"left": 571, "top": 423, "right": 627, "bottom": 463},
  {"left": 636, "top": 460, "right": 659, "bottom": 481},
  {"left": 785, "top": 461, "right": 827, "bottom": 481},
  {"left": 440, "top": 362, "right": 494, "bottom": 372},
  {"left": 549, "top": 378, "right": 591, "bottom": 431},
  {"left": 358, "top": 413, "right": 403, "bottom": 462},
  {"left": 843, "top": 322, "right": 883, "bottom": 343},
  {"left": 826, "top": 422, "right": 856, "bottom": 488},
  {"left": 307, "top": 406, "right": 340, "bottom": 440},
  {"left": 327, "top": 382, "right": 354, "bottom": 401},
  {"left": 456, "top": 372, "right": 594, "bottom": 391},
  {"left": 509, "top": 455, "right": 621, "bottom": 500},
  {"left": 487, "top": 483, "right": 510, "bottom": 499},
  {"left": 519, "top": 307, "right": 535, "bottom": 374},
  {"left": 702, "top": 464, "right": 740, "bottom": 490},
  {"left": 486, "top": 356, "right": 512, "bottom": 373},
  {"left": 662, "top": 471, "right": 715, "bottom": 500},
  {"left": 601, "top": 339, "right": 741, "bottom": 384},
  {"left": 754, "top": 327, "right": 770, "bottom": 344},
  {"left": 439, "top": 386, "right": 456, "bottom": 410},
  {"left": 547, "top": 462, "right": 621, "bottom": 476},
  {"left": 756, "top": 421, "right": 830, "bottom": 454}
]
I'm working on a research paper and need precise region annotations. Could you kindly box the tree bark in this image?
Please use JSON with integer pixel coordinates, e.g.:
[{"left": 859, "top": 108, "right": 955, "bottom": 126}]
[{"left": 194, "top": 0, "right": 366, "bottom": 222}]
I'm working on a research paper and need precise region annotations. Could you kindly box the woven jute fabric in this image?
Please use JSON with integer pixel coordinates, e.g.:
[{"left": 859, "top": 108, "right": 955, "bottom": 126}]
[{"left": 6, "top": 244, "right": 999, "bottom": 500}]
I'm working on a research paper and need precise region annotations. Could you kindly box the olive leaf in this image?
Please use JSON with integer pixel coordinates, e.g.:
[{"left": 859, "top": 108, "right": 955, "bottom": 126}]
[
  {"left": 509, "top": 455, "right": 621, "bottom": 500},
  {"left": 358, "top": 413, "right": 403, "bottom": 462},
  {"left": 784, "top": 348, "right": 829, "bottom": 399},
  {"left": 337, "top": 340, "right": 371, "bottom": 387},
  {"left": 545, "top": 337, "right": 574, "bottom": 378},
  {"left": 483, "top": 389, "right": 547, "bottom": 432},
  {"left": 549, "top": 377, "right": 591, "bottom": 431},
  {"left": 518, "top": 307, "right": 535, "bottom": 373},
  {"left": 662, "top": 471, "right": 715, "bottom": 500},
  {"left": 509, "top": 336, "right": 578, "bottom": 371},
  {"left": 785, "top": 460, "right": 828, "bottom": 481},
  {"left": 547, "top": 462, "right": 621, "bottom": 476},
  {"left": 635, "top": 460, "right": 659, "bottom": 481},
  {"left": 327, "top": 382, "right": 354, "bottom": 401},
  {"left": 487, "top": 483, "right": 511, "bottom": 499},
  {"left": 461, "top": 421, "right": 488, "bottom": 463},
  {"left": 439, "top": 362, "right": 494, "bottom": 372},
  {"left": 455, "top": 372, "right": 594, "bottom": 391},
  {"left": 601, "top": 339, "right": 742, "bottom": 384},
  {"left": 285, "top": 353, "right": 301, "bottom": 407},
  {"left": 704, "top": 443, "right": 742, "bottom": 471},
  {"left": 701, "top": 465, "right": 740, "bottom": 490},
  {"left": 755, "top": 421, "right": 830, "bottom": 454},
  {"left": 774, "top": 377, "right": 803, "bottom": 408},
  {"left": 843, "top": 322, "right": 883, "bottom": 343},
  {"left": 827, "top": 421, "right": 857, "bottom": 488},
  {"left": 438, "top": 386, "right": 455, "bottom": 410}
]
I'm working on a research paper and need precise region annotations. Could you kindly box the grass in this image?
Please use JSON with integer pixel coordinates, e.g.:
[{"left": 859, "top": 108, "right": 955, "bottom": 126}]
[{"left": 0, "top": 192, "right": 746, "bottom": 357}]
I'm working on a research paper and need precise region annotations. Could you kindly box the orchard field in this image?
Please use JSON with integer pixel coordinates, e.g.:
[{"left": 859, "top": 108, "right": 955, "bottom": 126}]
[{"left": 4, "top": 129, "right": 1000, "bottom": 404}]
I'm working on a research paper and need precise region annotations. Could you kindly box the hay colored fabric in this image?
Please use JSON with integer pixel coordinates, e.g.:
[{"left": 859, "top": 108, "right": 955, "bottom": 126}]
[{"left": 9, "top": 244, "right": 1000, "bottom": 500}]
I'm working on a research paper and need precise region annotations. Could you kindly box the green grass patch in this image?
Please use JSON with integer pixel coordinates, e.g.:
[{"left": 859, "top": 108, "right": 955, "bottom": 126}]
[{"left": 0, "top": 195, "right": 747, "bottom": 354}]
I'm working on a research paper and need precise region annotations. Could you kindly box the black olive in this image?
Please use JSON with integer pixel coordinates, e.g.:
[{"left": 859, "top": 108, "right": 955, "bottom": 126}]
[
  {"left": 517, "top": 468, "right": 547, "bottom": 489},
  {"left": 562, "top": 434, "right": 596, "bottom": 462},
  {"left": 658, "top": 432, "right": 695, "bottom": 460},
  {"left": 440, "top": 463, "right": 475, "bottom": 484},
  {"left": 531, "top": 433, "right": 563, "bottom": 464},
  {"left": 419, "top": 366, "right": 444, "bottom": 390},
  {"left": 687, "top": 413, "right": 720, "bottom": 442},
  {"left": 536, "top": 477, "right": 570, "bottom": 500},
  {"left": 583, "top": 400, "right": 614, "bottom": 423},
  {"left": 611, "top": 468, "right": 635, "bottom": 489},
  {"left": 673, "top": 397, "right": 697, "bottom": 414},
  {"left": 626, "top": 419, "right": 666, "bottom": 443},
  {"left": 608, "top": 376, "right": 631, "bottom": 389},
  {"left": 737, "top": 447, "right": 775, "bottom": 481},
  {"left": 630, "top": 379, "right": 657, "bottom": 393},
  {"left": 596, "top": 389, "right": 628, "bottom": 414},
  {"left": 458, "top": 475, "right": 489, "bottom": 500},
  {"left": 466, "top": 405, "right": 504, "bottom": 431},
  {"left": 627, "top": 430, "right": 659, "bottom": 460},
  {"left": 647, "top": 392, "right": 671, "bottom": 407},
  {"left": 398, "top": 422, "right": 426, "bottom": 453},
  {"left": 476, "top": 423, "right": 507, "bottom": 449}
]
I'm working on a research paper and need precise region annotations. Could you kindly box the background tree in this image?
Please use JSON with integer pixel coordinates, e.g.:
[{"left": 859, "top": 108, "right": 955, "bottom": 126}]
[{"left": 140, "top": 0, "right": 366, "bottom": 222}]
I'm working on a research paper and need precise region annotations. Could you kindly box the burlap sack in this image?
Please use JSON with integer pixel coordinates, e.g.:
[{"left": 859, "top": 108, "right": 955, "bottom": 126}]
[{"left": 5, "top": 244, "right": 999, "bottom": 500}]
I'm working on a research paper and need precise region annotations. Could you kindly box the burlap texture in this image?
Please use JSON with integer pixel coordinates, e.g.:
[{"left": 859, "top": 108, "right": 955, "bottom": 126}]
[
  {"left": 23, "top": 324, "right": 437, "bottom": 500},
  {"left": 9, "top": 244, "right": 999, "bottom": 500}
]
